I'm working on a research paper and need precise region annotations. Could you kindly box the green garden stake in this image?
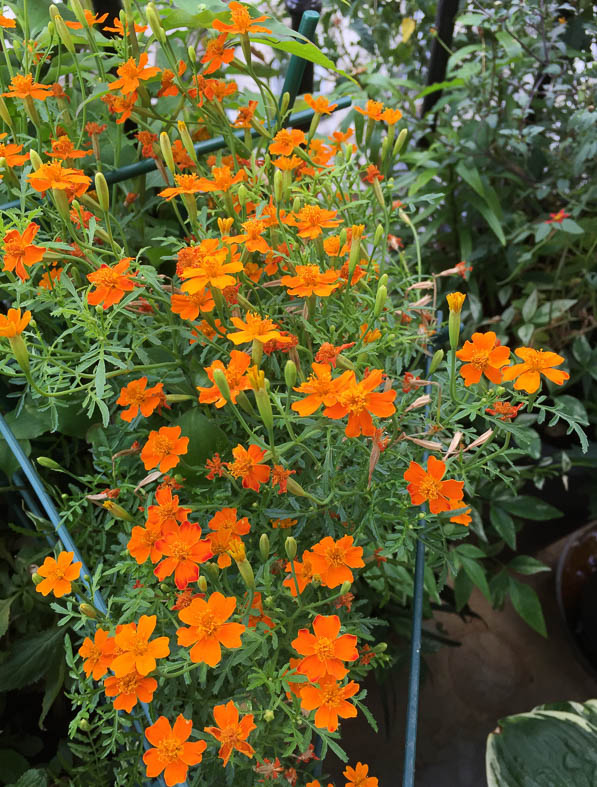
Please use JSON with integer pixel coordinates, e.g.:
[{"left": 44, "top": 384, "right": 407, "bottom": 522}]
[{"left": 279, "top": 10, "right": 320, "bottom": 120}]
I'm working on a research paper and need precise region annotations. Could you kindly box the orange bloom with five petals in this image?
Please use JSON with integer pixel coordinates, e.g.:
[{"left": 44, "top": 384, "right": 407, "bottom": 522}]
[
  {"left": 141, "top": 426, "right": 189, "bottom": 473},
  {"left": 292, "top": 614, "right": 358, "bottom": 681},
  {"left": 204, "top": 700, "right": 256, "bottom": 766},
  {"left": 309, "top": 535, "right": 364, "bottom": 588},
  {"left": 111, "top": 614, "right": 170, "bottom": 677},
  {"left": 35, "top": 550, "right": 82, "bottom": 598},
  {"left": 403, "top": 456, "right": 464, "bottom": 514},
  {"left": 87, "top": 258, "right": 137, "bottom": 309},
  {"left": 78, "top": 628, "right": 115, "bottom": 679},
  {"left": 2, "top": 73, "right": 52, "bottom": 100},
  {"left": 197, "top": 350, "right": 252, "bottom": 408},
  {"left": 300, "top": 676, "right": 359, "bottom": 732},
  {"left": 109, "top": 53, "right": 160, "bottom": 95},
  {"left": 227, "top": 311, "right": 289, "bottom": 346},
  {"left": 344, "top": 762, "right": 379, "bottom": 787},
  {"left": 225, "top": 443, "right": 270, "bottom": 491},
  {"left": 105, "top": 670, "right": 157, "bottom": 713},
  {"left": 304, "top": 94, "right": 338, "bottom": 115},
  {"left": 154, "top": 521, "right": 213, "bottom": 589},
  {"left": 269, "top": 128, "right": 306, "bottom": 156},
  {"left": 281, "top": 265, "right": 340, "bottom": 297},
  {"left": 323, "top": 369, "right": 397, "bottom": 438},
  {"left": 456, "top": 331, "right": 510, "bottom": 386},
  {"left": 501, "top": 347, "right": 570, "bottom": 393},
  {"left": 176, "top": 591, "right": 245, "bottom": 666},
  {"left": 116, "top": 377, "right": 167, "bottom": 422},
  {"left": 2, "top": 222, "right": 45, "bottom": 280},
  {"left": 291, "top": 363, "right": 352, "bottom": 416},
  {"left": 144, "top": 715, "right": 206, "bottom": 786}
]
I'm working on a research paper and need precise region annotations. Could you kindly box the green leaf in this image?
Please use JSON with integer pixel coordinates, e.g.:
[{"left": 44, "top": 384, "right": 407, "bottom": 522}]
[
  {"left": 532, "top": 298, "right": 576, "bottom": 326},
  {"left": 495, "top": 31, "right": 523, "bottom": 58},
  {"left": 496, "top": 495, "right": 562, "bottom": 521},
  {"left": 456, "top": 544, "right": 486, "bottom": 559},
  {"left": 415, "top": 78, "right": 465, "bottom": 98},
  {"left": 474, "top": 199, "right": 506, "bottom": 246},
  {"left": 508, "top": 556, "right": 550, "bottom": 575},
  {"left": 39, "top": 647, "right": 66, "bottom": 730},
  {"left": 560, "top": 218, "right": 584, "bottom": 234},
  {"left": 490, "top": 508, "right": 517, "bottom": 549},
  {"left": 572, "top": 335, "right": 591, "bottom": 366},
  {"left": 534, "top": 221, "right": 550, "bottom": 242},
  {"left": 4, "top": 402, "right": 52, "bottom": 440},
  {"left": 521, "top": 290, "right": 538, "bottom": 322},
  {"left": 454, "top": 568, "right": 473, "bottom": 611},
  {"left": 508, "top": 577, "right": 546, "bottom": 636},
  {"left": 460, "top": 556, "right": 491, "bottom": 600},
  {"left": 455, "top": 162, "right": 485, "bottom": 199},
  {"left": 177, "top": 408, "right": 229, "bottom": 472},
  {"left": 0, "top": 627, "right": 65, "bottom": 692},
  {"left": 0, "top": 596, "right": 14, "bottom": 638},
  {"left": 0, "top": 750, "right": 30, "bottom": 784},
  {"left": 11, "top": 770, "right": 48, "bottom": 787},
  {"left": 552, "top": 395, "right": 589, "bottom": 426},
  {"left": 0, "top": 437, "right": 31, "bottom": 480},
  {"left": 457, "top": 13, "right": 485, "bottom": 26}
]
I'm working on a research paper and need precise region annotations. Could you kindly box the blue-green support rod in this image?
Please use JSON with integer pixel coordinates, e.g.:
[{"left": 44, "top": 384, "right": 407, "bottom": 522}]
[{"left": 280, "top": 10, "right": 320, "bottom": 116}]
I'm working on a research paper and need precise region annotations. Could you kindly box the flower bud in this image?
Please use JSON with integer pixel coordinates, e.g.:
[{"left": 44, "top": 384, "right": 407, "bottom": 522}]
[
  {"left": 177, "top": 120, "right": 198, "bottom": 164},
  {"left": 79, "top": 603, "right": 97, "bottom": 619},
  {"left": 292, "top": 196, "right": 301, "bottom": 214},
  {"left": 259, "top": 533, "right": 270, "bottom": 561},
  {"left": 50, "top": 8, "right": 75, "bottom": 54},
  {"left": 102, "top": 500, "right": 134, "bottom": 522},
  {"left": 9, "top": 335, "right": 30, "bottom": 374},
  {"left": 375, "top": 641, "right": 388, "bottom": 653},
  {"left": 197, "top": 575, "right": 207, "bottom": 592},
  {"left": 29, "top": 149, "right": 43, "bottom": 171},
  {"left": 286, "top": 478, "right": 308, "bottom": 497},
  {"left": 204, "top": 562, "right": 219, "bottom": 579},
  {"left": 372, "top": 178, "right": 385, "bottom": 209},
  {"left": 284, "top": 360, "right": 297, "bottom": 390},
  {"left": 429, "top": 349, "right": 444, "bottom": 375},
  {"left": 146, "top": 3, "right": 166, "bottom": 43},
  {"left": 374, "top": 224, "right": 385, "bottom": 247},
  {"left": 393, "top": 127, "right": 408, "bottom": 157},
  {"left": 374, "top": 284, "right": 387, "bottom": 317},
  {"left": 78, "top": 719, "right": 91, "bottom": 732},
  {"left": 274, "top": 169, "right": 284, "bottom": 203},
  {"left": 339, "top": 580, "right": 352, "bottom": 594},
  {"left": 248, "top": 365, "right": 273, "bottom": 432},
  {"left": 32, "top": 572, "right": 43, "bottom": 585},
  {"left": 0, "top": 97, "right": 13, "bottom": 129},
  {"left": 212, "top": 368, "right": 231, "bottom": 403},
  {"left": 94, "top": 172, "right": 110, "bottom": 212},
  {"left": 69, "top": 0, "right": 86, "bottom": 25},
  {"left": 446, "top": 292, "right": 466, "bottom": 350},
  {"left": 159, "top": 131, "right": 175, "bottom": 173},
  {"left": 279, "top": 91, "right": 290, "bottom": 118},
  {"left": 37, "top": 456, "right": 64, "bottom": 470},
  {"left": 336, "top": 354, "right": 354, "bottom": 371},
  {"left": 284, "top": 536, "right": 297, "bottom": 561},
  {"left": 237, "top": 184, "right": 248, "bottom": 207},
  {"left": 237, "top": 559, "right": 255, "bottom": 590},
  {"left": 263, "top": 709, "right": 275, "bottom": 722}
]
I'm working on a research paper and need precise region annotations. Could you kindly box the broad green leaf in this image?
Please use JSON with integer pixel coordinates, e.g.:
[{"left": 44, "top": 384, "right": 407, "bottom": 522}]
[
  {"left": 0, "top": 596, "right": 14, "bottom": 638},
  {"left": 495, "top": 31, "right": 523, "bottom": 58},
  {"left": 0, "top": 627, "right": 65, "bottom": 691},
  {"left": 534, "top": 221, "right": 551, "bottom": 242},
  {"left": 415, "top": 78, "right": 465, "bottom": 98},
  {"left": 12, "top": 769, "right": 48, "bottom": 787},
  {"left": 521, "top": 290, "right": 538, "bottom": 322},
  {"left": 252, "top": 36, "right": 355, "bottom": 83},
  {"left": 532, "top": 298, "right": 576, "bottom": 325},
  {"left": 490, "top": 508, "right": 517, "bottom": 549},
  {"left": 474, "top": 199, "right": 506, "bottom": 246},
  {"left": 39, "top": 649, "right": 66, "bottom": 730},
  {"left": 457, "top": 13, "right": 485, "bottom": 26},
  {"left": 177, "top": 408, "right": 229, "bottom": 471},
  {"left": 4, "top": 402, "right": 52, "bottom": 440},
  {"left": 454, "top": 568, "right": 474, "bottom": 611},
  {"left": 460, "top": 556, "right": 491, "bottom": 600},
  {"left": 508, "top": 556, "right": 550, "bottom": 575},
  {"left": 508, "top": 577, "right": 546, "bottom": 636},
  {"left": 0, "top": 750, "right": 29, "bottom": 784},
  {"left": 560, "top": 218, "right": 584, "bottom": 234},
  {"left": 496, "top": 495, "right": 562, "bottom": 521},
  {"left": 572, "top": 335, "right": 591, "bottom": 366}
]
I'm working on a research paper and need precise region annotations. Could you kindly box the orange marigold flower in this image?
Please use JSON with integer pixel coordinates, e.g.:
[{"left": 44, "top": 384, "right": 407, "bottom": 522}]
[
  {"left": 286, "top": 205, "right": 342, "bottom": 239},
  {"left": 197, "top": 350, "right": 252, "bottom": 408},
  {"left": 271, "top": 464, "right": 295, "bottom": 494},
  {"left": 281, "top": 265, "right": 340, "bottom": 297},
  {"left": 403, "top": 455, "right": 464, "bottom": 514},
  {"left": 448, "top": 499, "right": 472, "bottom": 527},
  {"left": 117, "top": 377, "right": 167, "bottom": 422},
  {"left": 86, "top": 122, "right": 107, "bottom": 137},
  {"left": 292, "top": 614, "right": 358, "bottom": 681},
  {"left": 230, "top": 218, "right": 271, "bottom": 254},
  {"left": 144, "top": 715, "right": 207, "bottom": 786},
  {"left": 147, "top": 486, "right": 191, "bottom": 529},
  {"left": 0, "top": 14, "right": 16, "bottom": 28},
  {"left": 35, "top": 550, "right": 82, "bottom": 598},
  {"left": 141, "top": 426, "right": 189, "bottom": 473},
  {"left": 271, "top": 517, "right": 297, "bottom": 529},
  {"left": 225, "top": 443, "right": 270, "bottom": 491},
  {"left": 300, "top": 675, "right": 359, "bottom": 732},
  {"left": 212, "top": 1, "right": 271, "bottom": 35},
  {"left": 111, "top": 614, "right": 170, "bottom": 677},
  {"left": 456, "top": 331, "right": 511, "bottom": 386},
  {"left": 87, "top": 257, "right": 137, "bottom": 309},
  {"left": 501, "top": 347, "right": 570, "bottom": 393},
  {"left": 208, "top": 506, "right": 251, "bottom": 536},
  {"left": 103, "top": 17, "right": 148, "bottom": 35},
  {"left": 546, "top": 209, "right": 570, "bottom": 224},
  {"left": 323, "top": 369, "right": 397, "bottom": 438},
  {"left": 47, "top": 135, "right": 92, "bottom": 160},
  {"left": 292, "top": 363, "right": 352, "bottom": 416},
  {"left": 283, "top": 550, "right": 315, "bottom": 596},
  {"left": 314, "top": 342, "right": 355, "bottom": 368},
  {"left": 179, "top": 241, "right": 244, "bottom": 293},
  {"left": 360, "top": 323, "right": 382, "bottom": 344},
  {"left": 0, "top": 134, "right": 29, "bottom": 167},
  {"left": 201, "top": 33, "right": 235, "bottom": 73},
  {"left": 227, "top": 311, "right": 289, "bottom": 346},
  {"left": 363, "top": 164, "right": 383, "bottom": 183},
  {"left": 154, "top": 521, "right": 213, "bottom": 589},
  {"left": 446, "top": 291, "right": 466, "bottom": 314},
  {"left": 247, "top": 591, "right": 274, "bottom": 629},
  {"left": 101, "top": 91, "right": 138, "bottom": 124},
  {"left": 204, "top": 700, "right": 256, "bottom": 766},
  {"left": 177, "top": 591, "right": 245, "bottom": 666},
  {"left": 171, "top": 139, "right": 195, "bottom": 170},
  {"left": 158, "top": 173, "right": 206, "bottom": 201},
  {"left": 0, "top": 307, "right": 31, "bottom": 337},
  {"left": 105, "top": 669, "right": 157, "bottom": 713},
  {"left": 127, "top": 523, "right": 164, "bottom": 565},
  {"left": 2, "top": 222, "right": 46, "bottom": 280},
  {"left": 136, "top": 130, "right": 158, "bottom": 159},
  {"left": 485, "top": 400, "right": 524, "bottom": 421},
  {"left": 205, "top": 452, "right": 225, "bottom": 480},
  {"left": 344, "top": 762, "right": 378, "bottom": 787},
  {"left": 380, "top": 107, "right": 402, "bottom": 125},
  {"left": 309, "top": 535, "right": 364, "bottom": 588},
  {"left": 304, "top": 94, "right": 338, "bottom": 114},
  {"left": 355, "top": 99, "right": 384, "bottom": 121},
  {"left": 78, "top": 628, "right": 115, "bottom": 679},
  {"left": 334, "top": 592, "right": 354, "bottom": 612},
  {"left": 272, "top": 155, "right": 302, "bottom": 171},
  {"left": 109, "top": 53, "right": 160, "bottom": 95},
  {"left": 269, "top": 128, "right": 306, "bottom": 156},
  {"left": 27, "top": 162, "right": 91, "bottom": 198},
  {"left": 255, "top": 758, "right": 284, "bottom": 780},
  {"left": 2, "top": 73, "right": 51, "bottom": 100},
  {"left": 233, "top": 100, "right": 259, "bottom": 128}
]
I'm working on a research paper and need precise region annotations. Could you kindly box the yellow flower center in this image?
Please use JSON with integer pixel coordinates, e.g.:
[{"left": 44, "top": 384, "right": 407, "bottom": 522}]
[
  {"left": 154, "top": 436, "right": 173, "bottom": 457},
  {"left": 470, "top": 349, "right": 490, "bottom": 370},
  {"left": 156, "top": 737, "right": 184, "bottom": 764},
  {"left": 197, "top": 612, "right": 219, "bottom": 637},
  {"left": 419, "top": 475, "right": 441, "bottom": 500},
  {"left": 315, "top": 637, "right": 335, "bottom": 661},
  {"left": 325, "top": 546, "right": 345, "bottom": 567}
]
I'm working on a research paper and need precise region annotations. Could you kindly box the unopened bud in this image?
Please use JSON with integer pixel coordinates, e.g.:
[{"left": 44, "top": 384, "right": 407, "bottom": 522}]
[
  {"left": 292, "top": 196, "right": 301, "bottom": 214},
  {"left": 197, "top": 575, "right": 207, "bottom": 592},
  {"left": 187, "top": 45, "right": 196, "bottom": 62},
  {"left": 339, "top": 580, "right": 351, "bottom": 594},
  {"left": 237, "top": 184, "right": 248, "bottom": 207},
  {"left": 374, "top": 224, "right": 384, "bottom": 247},
  {"left": 375, "top": 641, "right": 388, "bottom": 653},
  {"left": 177, "top": 120, "right": 197, "bottom": 164},
  {"left": 372, "top": 178, "right": 385, "bottom": 209},
  {"left": 146, "top": 3, "right": 165, "bottom": 43},
  {"left": 237, "top": 559, "right": 255, "bottom": 590},
  {"left": 94, "top": 172, "right": 110, "bottom": 212},
  {"left": 263, "top": 709, "right": 275, "bottom": 722},
  {"left": 37, "top": 456, "right": 64, "bottom": 470},
  {"left": 279, "top": 91, "right": 290, "bottom": 118},
  {"left": 159, "top": 131, "right": 175, "bottom": 172},
  {"left": 204, "top": 562, "right": 219, "bottom": 579},
  {"left": 102, "top": 500, "right": 134, "bottom": 522},
  {"left": 393, "top": 127, "right": 408, "bottom": 157},
  {"left": 29, "top": 149, "right": 43, "bottom": 171},
  {"left": 50, "top": 8, "right": 75, "bottom": 54},
  {"left": 284, "top": 536, "right": 297, "bottom": 561},
  {"left": 374, "top": 284, "right": 387, "bottom": 317},
  {"left": 212, "top": 368, "right": 231, "bottom": 402},
  {"left": 429, "top": 348, "right": 444, "bottom": 375},
  {"left": 284, "top": 360, "right": 297, "bottom": 390},
  {"left": 379, "top": 273, "right": 389, "bottom": 288},
  {"left": 0, "top": 97, "right": 13, "bottom": 128},
  {"left": 274, "top": 169, "right": 284, "bottom": 203},
  {"left": 79, "top": 603, "right": 97, "bottom": 619},
  {"left": 259, "top": 533, "right": 270, "bottom": 561},
  {"left": 286, "top": 478, "right": 308, "bottom": 498},
  {"left": 78, "top": 718, "right": 91, "bottom": 731},
  {"left": 9, "top": 335, "right": 29, "bottom": 374}
]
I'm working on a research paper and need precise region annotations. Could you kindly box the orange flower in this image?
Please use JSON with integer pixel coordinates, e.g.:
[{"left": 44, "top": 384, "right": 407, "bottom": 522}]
[
  {"left": 78, "top": 628, "right": 115, "bottom": 679},
  {"left": 64, "top": 10, "right": 108, "bottom": 28},
  {"left": 304, "top": 94, "right": 338, "bottom": 114},
  {"left": 109, "top": 53, "right": 160, "bottom": 95},
  {"left": 2, "top": 73, "right": 52, "bottom": 100},
  {"left": 323, "top": 369, "right": 397, "bottom": 438},
  {"left": 285, "top": 205, "right": 342, "bottom": 239},
  {"left": 154, "top": 521, "right": 213, "bottom": 589},
  {"left": 47, "top": 135, "right": 93, "bottom": 160},
  {"left": 144, "top": 715, "right": 207, "bottom": 786},
  {"left": 272, "top": 155, "right": 302, "bottom": 171},
  {"left": 227, "top": 311, "right": 289, "bottom": 346},
  {"left": 247, "top": 591, "right": 274, "bottom": 629},
  {"left": 448, "top": 499, "right": 472, "bottom": 527},
  {"left": 103, "top": 17, "right": 147, "bottom": 35},
  {"left": 27, "top": 162, "right": 91, "bottom": 197},
  {"left": 309, "top": 536, "right": 364, "bottom": 588},
  {"left": 230, "top": 218, "right": 270, "bottom": 254},
  {"left": 105, "top": 670, "right": 157, "bottom": 713},
  {"left": 171, "top": 289, "right": 215, "bottom": 319},
  {"left": 271, "top": 517, "right": 297, "bottom": 529},
  {"left": 111, "top": 614, "right": 170, "bottom": 677},
  {"left": 35, "top": 550, "right": 81, "bottom": 598},
  {"left": 2, "top": 222, "right": 45, "bottom": 280},
  {"left": 300, "top": 676, "right": 359, "bottom": 732},
  {"left": 380, "top": 108, "right": 402, "bottom": 125},
  {"left": 280, "top": 265, "right": 340, "bottom": 297},
  {"left": 363, "top": 164, "right": 383, "bottom": 183},
  {"left": 292, "top": 363, "right": 352, "bottom": 416},
  {"left": 212, "top": 2, "right": 272, "bottom": 35},
  {"left": 205, "top": 452, "right": 225, "bottom": 480},
  {"left": 201, "top": 33, "right": 235, "bottom": 73},
  {"left": 456, "top": 332, "right": 511, "bottom": 386},
  {"left": 344, "top": 762, "right": 378, "bottom": 787},
  {"left": 403, "top": 456, "right": 464, "bottom": 514},
  {"left": 283, "top": 551, "right": 316, "bottom": 596},
  {"left": 117, "top": 377, "right": 167, "bottom": 421},
  {"left": 87, "top": 258, "right": 137, "bottom": 309},
  {"left": 271, "top": 464, "right": 295, "bottom": 493},
  {"left": 500, "top": 347, "right": 570, "bottom": 393},
  {"left": 141, "top": 426, "right": 189, "bottom": 473},
  {"left": 314, "top": 342, "right": 355, "bottom": 368},
  {"left": 127, "top": 523, "right": 164, "bottom": 565},
  {"left": 101, "top": 91, "right": 138, "bottom": 124},
  {"left": 177, "top": 591, "right": 245, "bottom": 666},
  {"left": 197, "top": 350, "right": 252, "bottom": 407},
  {"left": 159, "top": 174, "right": 207, "bottom": 201},
  {"left": 0, "top": 134, "right": 29, "bottom": 167},
  {"left": 292, "top": 614, "right": 358, "bottom": 681},
  {"left": 355, "top": 99, "right": 384, "bottom": 121},
  {"left": 204, "top": 700, "right": 256, "bottom": 766},
  {"left": 225, "top": 443, "right": 270, "bottom": 491},
  {"left": 146, "top": 486, "right": 191, "bottom": 529},
  {"left": 208, "top": 507, "right": 251, "bottom": 537},
  {"left": 179, "top": 241, "right": 244, "bottom": 293},
  {"left": 233, "top": 100, "right": 258, "bottom": 128},
  {"left": 485, "top": 400, "right": 524, "bottom": 421},
  {"left": 0, "top": 14, "right": 16, "bottom": 28},
  {"left": 268, "top": 128, "right": 306, "bottom": 156},
  {"left": 0, "top": 307, "right": 31, "bottom": 337},
  {"left": 193, "top": 164, "right": 246, "bottom": 194}
]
